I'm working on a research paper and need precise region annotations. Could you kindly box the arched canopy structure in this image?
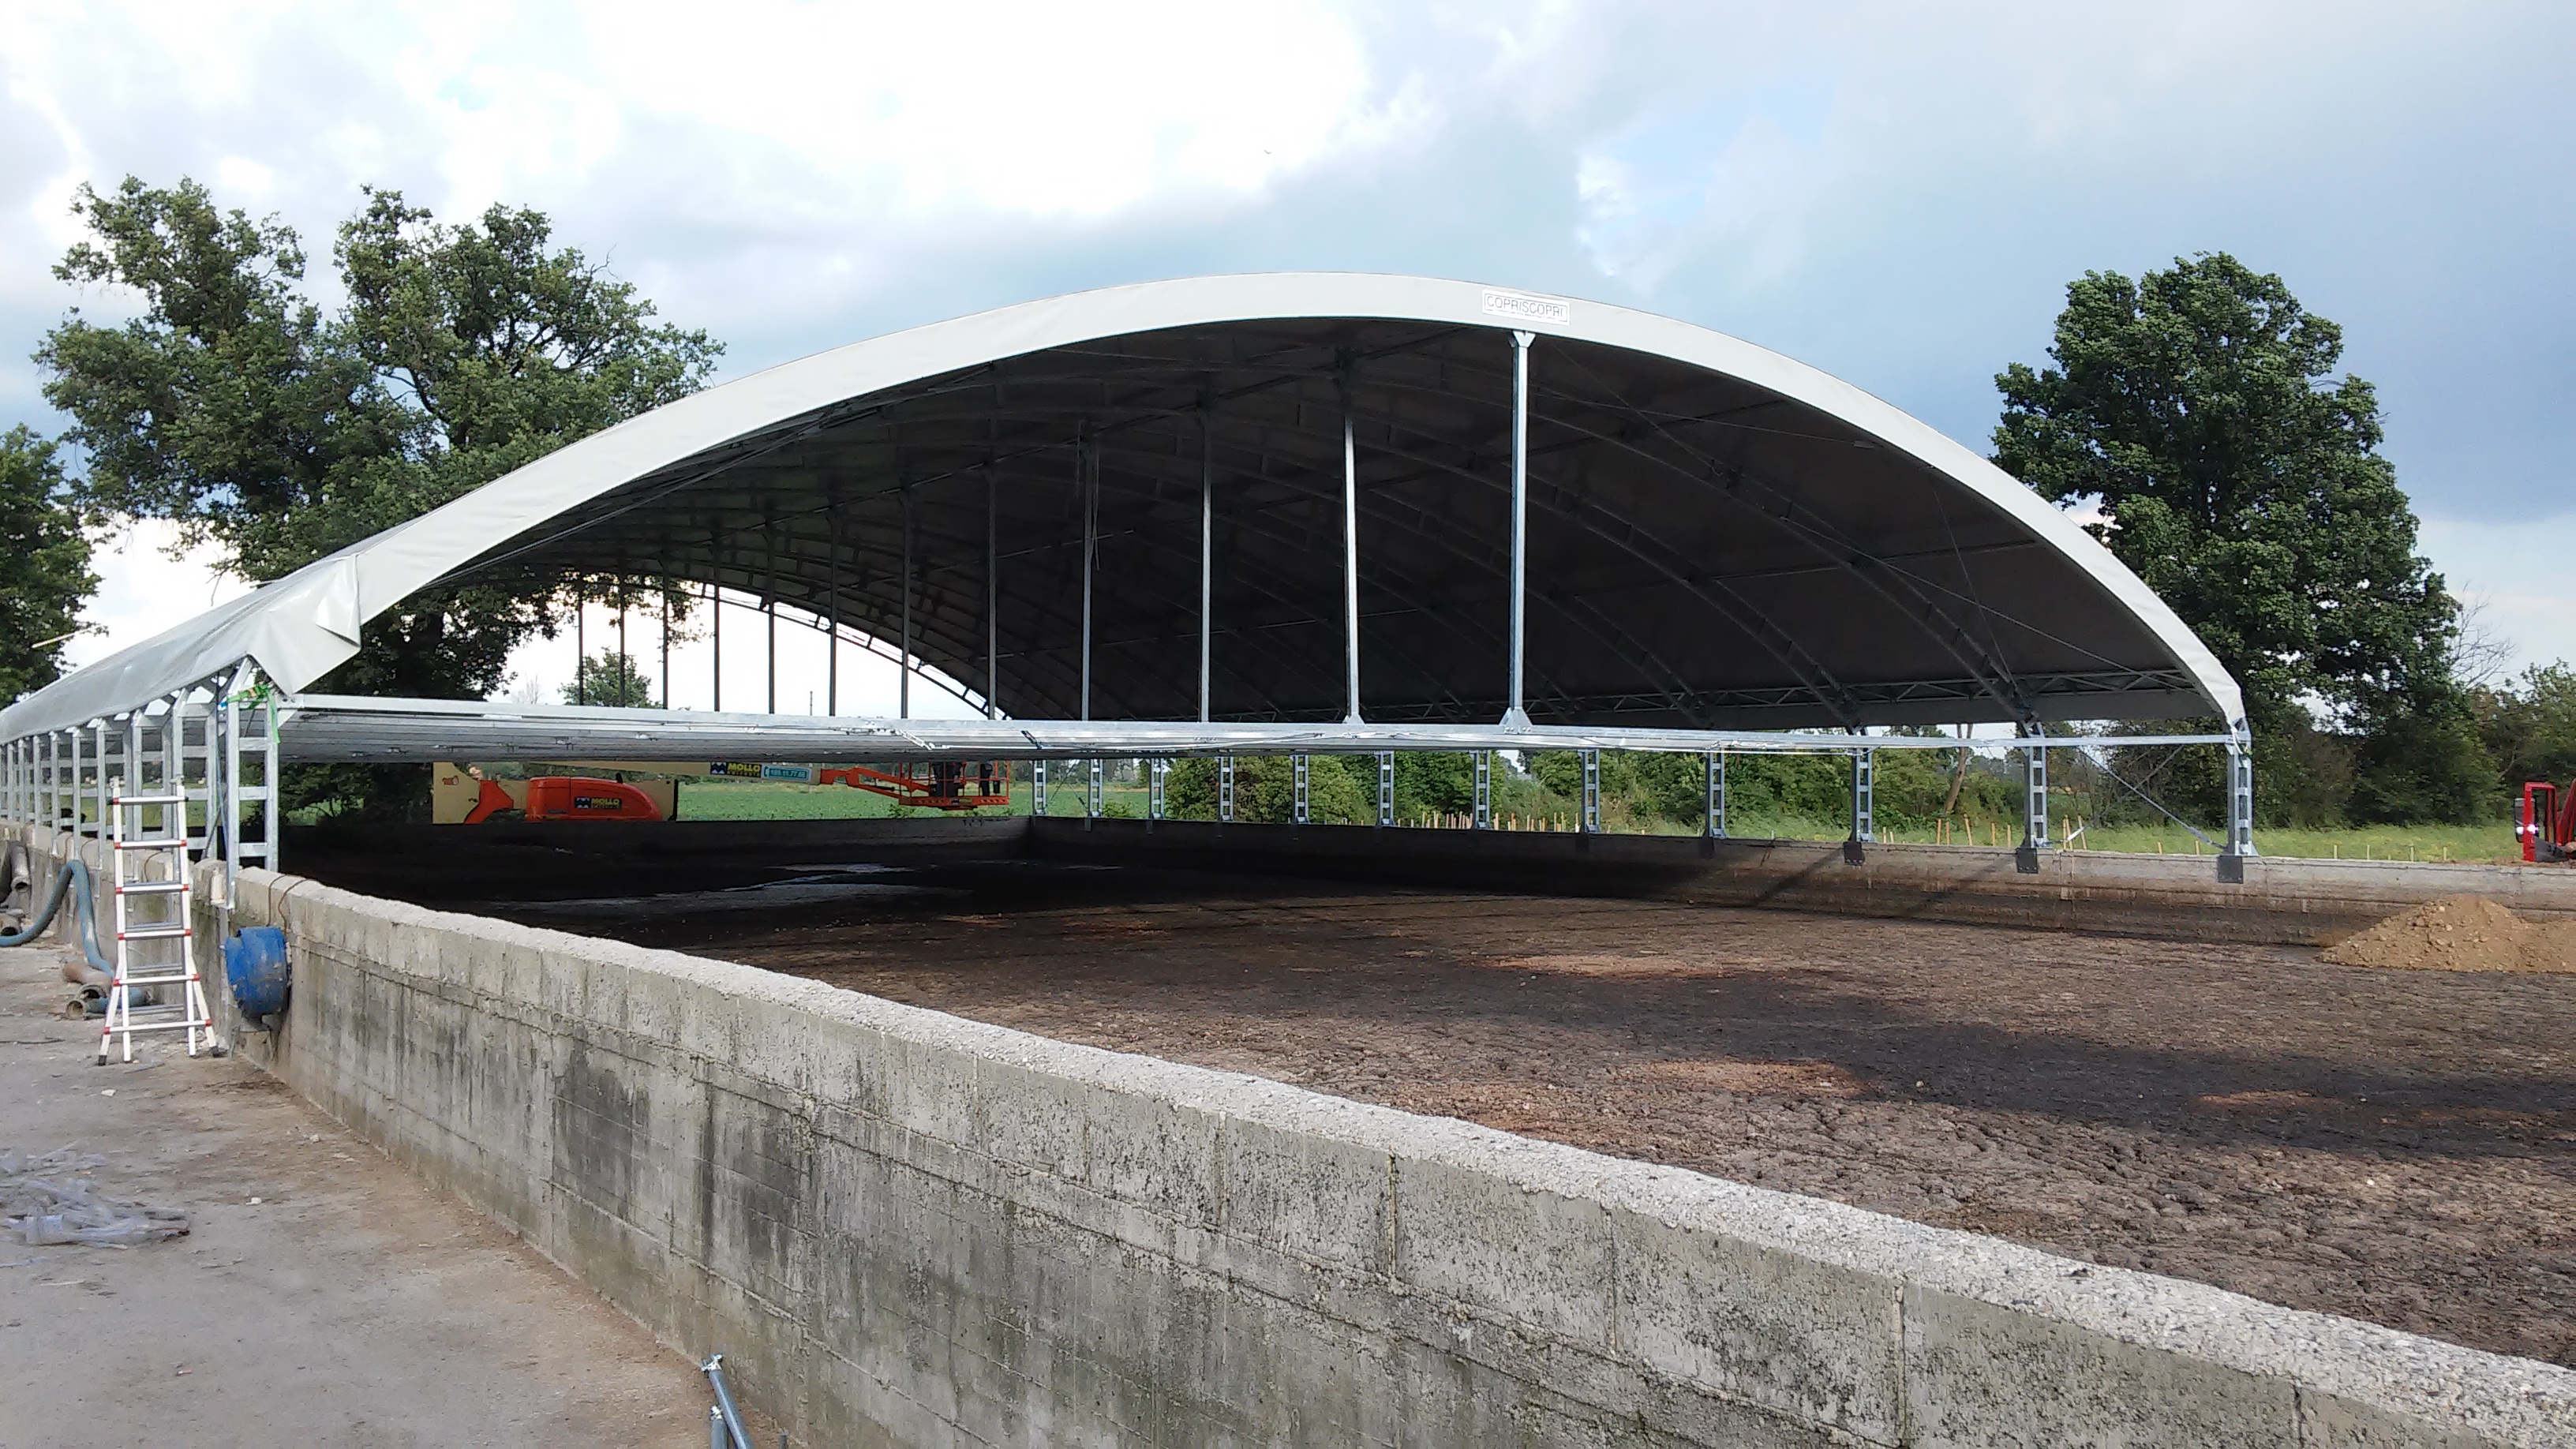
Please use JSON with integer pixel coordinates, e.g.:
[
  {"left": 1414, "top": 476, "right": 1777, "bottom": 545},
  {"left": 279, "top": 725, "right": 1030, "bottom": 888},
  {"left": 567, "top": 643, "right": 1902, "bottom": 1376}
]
[{"left": 0, "top": 273, "right": 2244, "bottom": 747}]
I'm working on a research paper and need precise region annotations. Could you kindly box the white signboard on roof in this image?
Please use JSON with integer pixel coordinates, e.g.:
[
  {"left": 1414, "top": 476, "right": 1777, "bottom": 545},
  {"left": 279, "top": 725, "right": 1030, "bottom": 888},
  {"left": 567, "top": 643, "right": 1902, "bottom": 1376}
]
[{"left": 1480, "top": 287, "right": 1572, "bottom": 327}]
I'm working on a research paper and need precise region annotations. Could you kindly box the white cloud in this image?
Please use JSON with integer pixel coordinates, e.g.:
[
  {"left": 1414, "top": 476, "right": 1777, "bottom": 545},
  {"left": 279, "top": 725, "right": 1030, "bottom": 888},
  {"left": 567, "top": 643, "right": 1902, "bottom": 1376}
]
[{"left": 62, "top": 520, "right": 253, "bottom": 672}]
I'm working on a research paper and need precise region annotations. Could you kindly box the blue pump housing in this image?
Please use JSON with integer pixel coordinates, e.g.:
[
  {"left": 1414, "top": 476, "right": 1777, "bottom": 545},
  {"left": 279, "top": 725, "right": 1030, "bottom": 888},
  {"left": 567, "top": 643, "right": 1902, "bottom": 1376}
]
[{"left": 224, "top": 927, "right": 290, "bottom": 1018}]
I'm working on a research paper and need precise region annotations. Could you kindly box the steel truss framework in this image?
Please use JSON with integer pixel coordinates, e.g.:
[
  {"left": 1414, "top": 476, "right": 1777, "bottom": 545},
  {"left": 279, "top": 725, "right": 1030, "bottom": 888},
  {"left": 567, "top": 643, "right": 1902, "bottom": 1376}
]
[{"left": 0, "top": 276, "right": 2259, "bottom": 874}]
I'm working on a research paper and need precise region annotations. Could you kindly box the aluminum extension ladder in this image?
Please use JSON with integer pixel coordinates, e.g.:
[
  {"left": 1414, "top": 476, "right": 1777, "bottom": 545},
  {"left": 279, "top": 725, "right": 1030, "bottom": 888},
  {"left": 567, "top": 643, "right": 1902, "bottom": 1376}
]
[{"left": 96, "top": 788, "right": 213, "bottom": 1064}]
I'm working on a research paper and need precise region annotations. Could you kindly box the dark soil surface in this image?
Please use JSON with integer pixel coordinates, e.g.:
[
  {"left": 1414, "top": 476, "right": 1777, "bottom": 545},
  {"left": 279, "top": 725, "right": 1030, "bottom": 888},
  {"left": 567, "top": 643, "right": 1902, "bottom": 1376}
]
[{"left": 378, "top": 854, "right": 2576, "bottom": 1366}]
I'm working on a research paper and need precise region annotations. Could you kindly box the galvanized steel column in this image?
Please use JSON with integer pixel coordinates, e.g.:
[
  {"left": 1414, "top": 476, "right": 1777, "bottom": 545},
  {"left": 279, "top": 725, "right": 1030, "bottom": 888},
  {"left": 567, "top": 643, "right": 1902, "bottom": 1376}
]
[
  {"left": 1199, "top": 416, "right": 1213, "bottom": 724},
  {"left": 2021, "top": 724, "right": 2049, "bottom": 863},
  {"left": 2225, "top": 723, "right": 2257, "bottom": 866},
  {"left": 986, "top": 472, "right": 999, "bottom": 720},
  {"left": 1080, "top": 431, "right": 1095, "bottom": 723},
  {"left": 826, "top": 505, "right": 841, "bottom": 716},
  {"left": 1473, "top": 751, "right": 1492, "bottom": 829},
  {"left": 1377, "top": 751, "right": 1394, "bottom": 826},
  {"left": 900, "top": 489, "right": 913, "bottom": 721},
  {"left": 1705, "top": 750, "right": 1726, "bottom": 839},
  {"left": 1294, "top": 754, "right": 1310, "bottom": 825},
  {"left": 1580, "top": 748, "right": 1601, "bottom": 834},
  {"left": 1852, "top": 747, "right": 1874, "bottom": 844},
  {"left": 1341, "top": 400, "right": 1361, "bottom": 724},
  {"left": 1505, "top": 330, "right": 1534, "bottom": 727}
]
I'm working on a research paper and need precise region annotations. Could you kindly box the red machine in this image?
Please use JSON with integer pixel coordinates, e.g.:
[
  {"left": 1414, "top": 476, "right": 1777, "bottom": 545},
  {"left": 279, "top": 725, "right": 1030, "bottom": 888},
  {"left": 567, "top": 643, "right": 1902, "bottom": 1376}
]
[
  {"left": 2520, "top": 781, "right": 2573, "bottom": 863},
  {"left": 816, "top": 762, "right": 1009, "bottom": 811},
  {"left": 462, "top": 776, "right": 665, "bottom": 824}
]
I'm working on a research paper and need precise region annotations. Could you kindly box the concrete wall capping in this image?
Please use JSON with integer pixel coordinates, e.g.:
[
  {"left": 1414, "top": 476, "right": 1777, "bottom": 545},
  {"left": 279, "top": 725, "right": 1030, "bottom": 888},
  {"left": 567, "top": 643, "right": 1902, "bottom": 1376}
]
[{"left": 32, "top": 826, "right": 2557, "bottom": 1447}]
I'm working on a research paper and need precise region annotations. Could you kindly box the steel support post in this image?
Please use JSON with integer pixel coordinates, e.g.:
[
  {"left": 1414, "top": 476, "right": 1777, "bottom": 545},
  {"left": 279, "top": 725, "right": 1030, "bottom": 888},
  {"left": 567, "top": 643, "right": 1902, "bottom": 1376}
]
[
  {"left": 1199, "top": 416, "right": 1213, "bottom": 724},
  {"left": 1341, "top": 399, "right": 1362, "bottom": 724},
  {"left": 180, "top": 691, "right": 209, "bottom": 856},
  {"left": 986, "top": 472, "right": 1000, "bottom": 719},
  {"left": 575, "top": 599, "right": 586, "bottom": 706},
  {"left": 1377, "top": 751, "right": 1394, "bottom": 826},
  {"left": 1219, "top": 754, "right": 1235, "bottom": 822},
  {"left": 1473, "top": 750, "right": 1492, "bottom": 829},
  {"left": 1087, "top": 757, "right": 1103, "bottom": 821},
  {"left": 1148, "top": 758, "right": 1167, "bottom": 822},
  {"left": 1580, "top": 748, "right": 1601, "bottom": 834},
  {"left": 1503, "top": 330, "right": 1534, "bottom": 728},
  {"left": 2222, "top": 724, "right": 2257, "bottom": 879},
  {"left": 660, "top": 592, "right": 672, "bottom": 710},
  {"left": 1852, "top": 748, "right": 1874, "bottom": 843},
  {"left": 92, "top": 718, "right": 107, "bottom": 837},
  {"left": 710, "top": 583, "right": 723, "bottom": 712},
  {"left": 207, "top": 690, "right": 229, "bottom": 893},
  {"left": 2018, "top": 726, "right": 2048, "bottom": 872},
  {"left": 826, "top": 507, "right": 841, "bottom": 716},
  {"left": 1293, "top": 753, "right": 1311, "bottom": 825},
  {"left": 1033, "top": 759, "right": 1048, "bottom": 817},
  {"left": 260, "top": 684, "right": 280, "bottom": 872},
  {"left": 1080, "top": 432, "right": 1096, "bottom": 722},
  {"left": 765, "top": 596, "right": 777, "bottom": 715},
  {"left": 1705, "top": 750, "right": 1725, "bottom": 839},
  {"left": 899, "top": 489, "right": 913, "bottom": 721}
]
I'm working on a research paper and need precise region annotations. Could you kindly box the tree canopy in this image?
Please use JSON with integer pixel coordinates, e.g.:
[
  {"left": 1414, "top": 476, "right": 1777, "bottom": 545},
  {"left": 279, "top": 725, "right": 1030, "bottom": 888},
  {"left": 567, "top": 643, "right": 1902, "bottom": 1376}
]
[
  {"left": 38, "top": 177, "right": 721, "bottom": 695},
  {"left": 1994, "top": 253, "right": 2488, "bottom": 824},
  {"left": 36, "top": 175, "right": 720, "bottom": 816},
  {"left": 0, "top": 427, "right": 98, "bottom": 704}
]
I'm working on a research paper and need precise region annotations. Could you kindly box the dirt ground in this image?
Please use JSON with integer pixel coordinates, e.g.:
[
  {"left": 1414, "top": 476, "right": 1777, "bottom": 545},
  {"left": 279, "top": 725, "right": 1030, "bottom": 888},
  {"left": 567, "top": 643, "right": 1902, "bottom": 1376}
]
[
  {"left": 0, "top": 946, "right": 723, "bottom": 1448},
  {"left": 480, "top": 859, "right": 2576, "bottom": 1368}
]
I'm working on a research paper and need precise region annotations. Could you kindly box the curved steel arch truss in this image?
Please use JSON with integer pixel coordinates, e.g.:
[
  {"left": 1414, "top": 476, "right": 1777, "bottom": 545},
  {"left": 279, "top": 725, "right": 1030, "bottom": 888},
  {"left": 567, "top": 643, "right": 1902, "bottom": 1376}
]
[{"left": 0, "top": 274, "right": 2245, "bottom": 743}]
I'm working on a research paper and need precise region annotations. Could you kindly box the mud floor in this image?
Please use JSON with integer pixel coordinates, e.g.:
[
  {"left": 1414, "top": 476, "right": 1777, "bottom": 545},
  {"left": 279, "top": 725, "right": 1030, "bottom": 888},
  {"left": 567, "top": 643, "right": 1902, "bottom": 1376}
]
[{"left": 425, "top": 857, "right": 2576, "bottom": 1367}]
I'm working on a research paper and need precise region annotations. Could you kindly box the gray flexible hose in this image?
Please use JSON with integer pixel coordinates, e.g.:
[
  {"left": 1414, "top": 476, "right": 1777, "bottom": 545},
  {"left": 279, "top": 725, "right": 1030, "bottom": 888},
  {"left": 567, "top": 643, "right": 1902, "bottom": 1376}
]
[{"left": 0, "top": 856, "right": 117, "bottom": 975}]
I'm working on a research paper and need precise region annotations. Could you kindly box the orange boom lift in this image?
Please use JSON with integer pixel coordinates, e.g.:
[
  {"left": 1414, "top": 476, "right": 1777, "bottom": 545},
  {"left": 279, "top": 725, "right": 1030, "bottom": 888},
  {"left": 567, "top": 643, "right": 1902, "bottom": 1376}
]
[{"left": 440, "top": 760, "right": 1010, "bottom": 825}]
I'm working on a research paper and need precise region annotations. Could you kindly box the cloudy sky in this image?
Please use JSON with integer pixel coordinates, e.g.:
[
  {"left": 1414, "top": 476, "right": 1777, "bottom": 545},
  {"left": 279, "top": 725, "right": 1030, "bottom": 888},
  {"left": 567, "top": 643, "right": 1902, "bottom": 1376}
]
[{"left": 3, "top": 1, "right": 2570, "bottom": 707}]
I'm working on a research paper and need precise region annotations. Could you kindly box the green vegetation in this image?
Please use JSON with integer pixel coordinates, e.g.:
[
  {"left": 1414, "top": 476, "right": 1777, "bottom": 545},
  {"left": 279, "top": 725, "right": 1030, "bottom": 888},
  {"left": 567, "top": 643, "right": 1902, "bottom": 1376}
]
[
  {"left": 1996, "top": 253, "right": 2489, "bottom": 826},
  {"left": 0, "top": 427, "right": 95, "bottom": 704},
  {"left": 36, "top": 176, "right": 717, "bottom": 818},
  {"left": 520, "top": 757, "right": 2526, "bottom": 863},
  {"left": 563, "top": 649, "right": 657, "bottom": 707}
]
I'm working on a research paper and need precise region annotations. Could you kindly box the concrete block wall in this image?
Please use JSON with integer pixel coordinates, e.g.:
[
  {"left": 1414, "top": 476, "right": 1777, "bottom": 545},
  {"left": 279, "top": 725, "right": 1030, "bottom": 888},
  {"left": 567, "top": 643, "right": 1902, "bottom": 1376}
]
[{"left": 73, "top": 840, "right": 2544, "bottom": 1447}]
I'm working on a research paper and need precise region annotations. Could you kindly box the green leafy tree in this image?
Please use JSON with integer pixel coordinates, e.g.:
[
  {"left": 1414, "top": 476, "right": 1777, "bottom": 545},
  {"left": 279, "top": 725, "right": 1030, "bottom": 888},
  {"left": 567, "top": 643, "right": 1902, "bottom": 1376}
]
[
  {"left": 1994, "top": 253, "right": 2488, "bottom": 824},
  {"left": 1163, "top": 754, "right": 1371, "bottom": 823},
  {"left": 2477, "top": 665, "right": 2576, "bottom": 799},
  {"left": 0, "top": 428, "right": 98, "bottom": 703},
  {"left": 38, "top": 176, "right": 720, "bottom": 816},
  {"left": 560, "top": 650, "right": 658, "bottom": 708}
]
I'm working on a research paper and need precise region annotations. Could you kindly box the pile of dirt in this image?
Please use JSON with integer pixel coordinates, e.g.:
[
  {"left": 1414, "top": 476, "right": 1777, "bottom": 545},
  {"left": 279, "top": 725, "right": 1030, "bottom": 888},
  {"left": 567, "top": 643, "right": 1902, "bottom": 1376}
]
[{"left": 2320, "top": 894, "right": 2576, "bottom": 972}]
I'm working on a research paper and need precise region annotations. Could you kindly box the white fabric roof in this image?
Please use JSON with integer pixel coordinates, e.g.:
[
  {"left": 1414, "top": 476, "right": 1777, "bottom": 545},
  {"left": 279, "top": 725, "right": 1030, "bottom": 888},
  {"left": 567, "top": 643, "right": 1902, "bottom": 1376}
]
[{"left": 1, "top": 272, "right": 2244, "bottom": 739}]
